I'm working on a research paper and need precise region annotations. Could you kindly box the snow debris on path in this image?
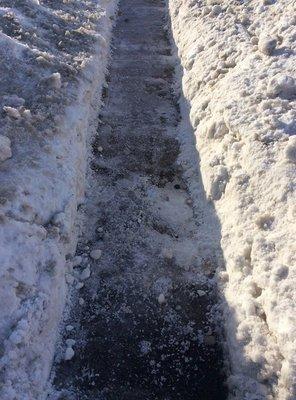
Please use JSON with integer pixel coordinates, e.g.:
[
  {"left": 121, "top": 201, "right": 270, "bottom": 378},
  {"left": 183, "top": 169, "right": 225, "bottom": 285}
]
[
  {"left": 168, "top": 0, "right": 296, "bottom": 399},
  {"left": 64, "top": 347, "right": 75, "bottom": 362},
  {"left": 80, "top": 266, "right": 91, "bottom": 280},
  {"left": 89, "top": 248, "right": 102, "bottom": 260},
  {"left": 49, "top": 0, "right": 227, "bottom": 397},
  {"left": 157, "top": 293, "right": 166, "bottom": 305},
  {"left": 0, "top": 0, "right": 117, "bottom": 398}
]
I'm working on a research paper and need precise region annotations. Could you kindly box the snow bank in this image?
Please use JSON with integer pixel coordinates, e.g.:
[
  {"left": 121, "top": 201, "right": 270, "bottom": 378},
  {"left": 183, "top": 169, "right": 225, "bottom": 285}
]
[
  {"left": 168, "top": 0, "right": 296, "bottom": 399},
  {"left": 0, "top": 0, "right": 117, "bottom": 398}
]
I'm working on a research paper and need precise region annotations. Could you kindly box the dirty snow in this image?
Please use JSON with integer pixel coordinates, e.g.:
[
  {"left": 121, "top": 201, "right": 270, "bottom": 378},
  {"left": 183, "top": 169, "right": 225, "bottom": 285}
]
[
  {"left": 168, "top": 0, "right": 296, "bottom": 399},
  {"left": 0, "top": 0, "right": 295, "bottom": 398},
  {"left": 0, "top": 0, "right": 117, "bottom": 398}
]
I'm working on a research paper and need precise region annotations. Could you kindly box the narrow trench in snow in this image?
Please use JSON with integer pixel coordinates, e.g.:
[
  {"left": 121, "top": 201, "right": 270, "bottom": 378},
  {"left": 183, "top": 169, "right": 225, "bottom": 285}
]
[{"left": 49, "top": 0, "right": 227, "bottom": 399}]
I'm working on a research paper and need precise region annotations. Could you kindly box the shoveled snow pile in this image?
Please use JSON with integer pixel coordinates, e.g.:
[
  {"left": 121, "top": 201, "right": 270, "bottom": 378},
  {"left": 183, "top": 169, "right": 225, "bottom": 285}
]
[
  {"left": 0, "top": 0, "right": 117, "bottom": 398},
  {"left": 169, "top": 0, "right": 296, "bottom": 399}
]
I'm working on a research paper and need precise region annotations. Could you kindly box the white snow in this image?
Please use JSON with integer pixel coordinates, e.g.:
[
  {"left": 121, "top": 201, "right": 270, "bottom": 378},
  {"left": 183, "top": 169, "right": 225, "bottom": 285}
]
[
  {"left": 0, "top": 0, "right": 118, "bottom": 398},
  {"left": 168, "top": 0, "right": 296, "bottom": 399}
]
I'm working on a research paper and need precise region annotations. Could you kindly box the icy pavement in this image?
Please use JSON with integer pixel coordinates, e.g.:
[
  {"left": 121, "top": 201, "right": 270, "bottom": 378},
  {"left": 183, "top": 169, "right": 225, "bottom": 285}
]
[{"left": 49, "top": 0, "right": 227, "bottom": 399}]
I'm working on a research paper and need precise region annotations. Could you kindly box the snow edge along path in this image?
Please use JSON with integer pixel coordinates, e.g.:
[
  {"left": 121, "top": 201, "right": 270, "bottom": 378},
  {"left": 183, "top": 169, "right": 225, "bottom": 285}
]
[
  {"left": 0, "top": 1, "right": 118, "bottom": 399},
  {"left": 168, "top": 1, "right": 296, "bottom": 399}
]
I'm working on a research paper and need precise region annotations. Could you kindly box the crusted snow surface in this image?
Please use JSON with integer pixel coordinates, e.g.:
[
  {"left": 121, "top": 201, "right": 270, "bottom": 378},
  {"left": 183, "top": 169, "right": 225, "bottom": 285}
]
[
  {"left": 168, "top": 0, "right": 296, "bottom": 399},
  {"left": 0, "top": 0, "right": 117, "bottom": 398}
]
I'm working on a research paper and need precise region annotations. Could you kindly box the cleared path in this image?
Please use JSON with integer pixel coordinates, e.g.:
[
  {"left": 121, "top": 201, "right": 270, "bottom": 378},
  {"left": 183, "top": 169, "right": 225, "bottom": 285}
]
[{"left": 49, "top": 0, "right": 227, "bottom": 399}]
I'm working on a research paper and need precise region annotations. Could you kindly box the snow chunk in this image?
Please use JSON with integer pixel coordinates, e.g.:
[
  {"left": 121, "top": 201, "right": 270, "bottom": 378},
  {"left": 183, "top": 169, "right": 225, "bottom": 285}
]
[
  {"left": 258, "top": 35, "right": 277, "bottom": 55},
  {"left": 44, "top": 72, "right": 62, "bottom": 90},
  {"left": 210, "top": 5, "right": 222, "bottom": 16},
  {"left": 3, "top": 106, "right": 21, "bottom": 119},
  {"left": 50, "top": 72, "right": 62, "bottom": 89},
  {"left": 0, "top": 136, "right": 12, "bottom": 162},
  {"left": 90, "top": 249, "right": 102, "bottom": 260},
  {"left": 285, "top": 137, "right": 296, "bottom": 163},
  {"left": 80, "top": 267, "right": 91, "bottom": 280},
  {"left": 72, "top": 256, "right": 82, "bottom": 267},
  {"left": 64, "top": 347, "right": 75, "bottom": 361},
  {"left": 9, "top": 331, "right": 23, "bottom": 345},
  {"left": 157, "top": 293, "right": 166, "bottom": 304},
  {"left": 22, "top": 109, "right": 32, "bottom": 120},
  {"left": 65, "top": 339, "right": 76, "bottom": 347},
  {"left": 267, "top": 75, "right": 296, "bottom": 99},
  {"left": 76, "top": 282, "right": 84, "bottom": 290},
  {"left": 209, "top": 166, "right": 229, "bottom": 200},
  {"left": 66, "top": 325, "right": 74, "bottom": 332},
  {"left": 206, "top": 119, "right": 229, "bottom": 140}
]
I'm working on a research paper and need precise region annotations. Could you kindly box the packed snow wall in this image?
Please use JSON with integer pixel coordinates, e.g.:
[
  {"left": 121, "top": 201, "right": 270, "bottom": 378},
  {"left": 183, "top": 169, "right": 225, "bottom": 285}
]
[
  {"left": 168, "top": 0, "right": 296, "bottom": 399},
  {"left": 0, "top": 1, "right": 117, "bottom": 398}
]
